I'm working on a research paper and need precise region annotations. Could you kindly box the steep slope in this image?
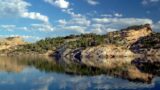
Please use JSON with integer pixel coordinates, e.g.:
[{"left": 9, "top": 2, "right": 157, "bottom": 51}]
[
  {"left": 130, "top": 33, "right": 160, "bottom": 55},
  {"left": 107, "top": 24, "right": 152, "bottom": 46}
]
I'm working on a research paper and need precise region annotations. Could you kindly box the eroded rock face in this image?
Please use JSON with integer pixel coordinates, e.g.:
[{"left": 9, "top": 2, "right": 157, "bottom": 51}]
[
  {"left": 0, "top": 37, "right": 26, "bottom": 50},
  {"left": 81, "top": 24, "right": 154, "bottom": 58},
  {"left": 130, "top": 33, "right": 160, "bottom": 55},
  {"left": 107, "top": 24, "right": 152, "bottom": 45}
]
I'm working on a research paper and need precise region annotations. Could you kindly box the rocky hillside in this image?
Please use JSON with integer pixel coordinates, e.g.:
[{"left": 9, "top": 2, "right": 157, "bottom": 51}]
[
  {"left": 1, "top": 24, "right": 159, "bottom": 58},
  {"left": 0, "top": 37, "right": 26, "bottom": 50}
]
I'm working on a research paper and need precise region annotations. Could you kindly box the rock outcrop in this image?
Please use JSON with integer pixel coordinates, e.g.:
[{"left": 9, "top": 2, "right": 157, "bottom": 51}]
[
  {"left": 107, "top": 24, "right": 152, "bottom": 45},
  {"left": 130, "top": 33, "right": 160, "bottom": 56},
  {"left": 0, "top": 36, "right": 26, "bottom": 50},
  {"left": 81, "top": 24, "right": 153, "bottom": 58},
  {"left": 55, "top": 24, "right": 159, "bottom": 61},
  {"left": 82, "top": 44, "right": 135, "bottom": 58}
]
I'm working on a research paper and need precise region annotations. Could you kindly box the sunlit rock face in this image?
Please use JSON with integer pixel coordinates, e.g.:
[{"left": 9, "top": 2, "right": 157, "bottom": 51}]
[
  {"left": 107, "top": 24, "right": 152, "bottom": 45},
  {"left": 0, "top": 37, "right": 26, "bottom": 50},
  {"left": 82, "top": 45, "right": 135, "bottom": 58}
]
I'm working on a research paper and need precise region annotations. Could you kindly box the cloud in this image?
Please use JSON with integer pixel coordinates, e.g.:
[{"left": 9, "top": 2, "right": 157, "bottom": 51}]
[
  {"left": 101, "top": 13, "right": 123, "bottom": 18},
  {"left": 59, "top": 17, "right": 91, "bottom": 27},
  {"left": 0, "top": 23, "right": 54, "bottom": 32},
  {"left": 101, "top": 14, "right": 113, "bottom": 18},
  {"left": 58, "top": 19, "right": 67, "bottom": 25},
  {"left": 114, "top": 13, "right": 123, "bottom": 17},
  {"left": 90, "top": 23, "right": 118, "bottom": 34},
  {"left": 142, "top": 0, "right": 160, "bottom": 5},
  {"left": 58, "top": 8, "right": 154, "bottom": 35},
  {"left": 22, "top": 12, "right": 49, "bottom": 23},
  {"left": 0, "top": 0, "right": 50, "bottom": 23},
  {"left": 60, "top": 5, "right": 91, "bottom": 34},
  {"left": 62, "top": 9, "right": 83, "bottom": 18},
  {"left": 44, "top": 0, "right": 70, "bottom": 9},
  {"left": 62, "top": 26, "right": 86, "bottom": 33},
  {"left": 153, "top": 21, "right": 160, "bottom": 32},
  {"left": 0, "top": 0, "right": 30, "bottom": 17},
  {"left": 87, "top": 0, "right": 99, "bottom": 5},
  {"left": 92, "top": 18, "right": 153, "bottom": 25},
  {"left": 0, "top": 25, "right": 16, "bottom": 31},
  {"left": 58, "top": 8, "right": 91, "bottom": 34},
  {"left": 31, "top": 23, "right": 54, "bottom": 32}
]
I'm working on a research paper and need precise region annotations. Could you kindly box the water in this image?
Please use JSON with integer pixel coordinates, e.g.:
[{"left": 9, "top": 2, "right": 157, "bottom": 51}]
[{"left": 0, "top": 56, "right": 160, "bottom": 90}]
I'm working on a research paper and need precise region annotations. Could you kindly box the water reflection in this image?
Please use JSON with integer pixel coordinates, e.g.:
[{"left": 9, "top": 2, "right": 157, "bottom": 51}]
[{"left": 0, "top": 56, "right": 159, "bottom": 90}]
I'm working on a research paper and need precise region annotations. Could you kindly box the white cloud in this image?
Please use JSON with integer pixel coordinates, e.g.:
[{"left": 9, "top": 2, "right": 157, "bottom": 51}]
[
  {"left": 58, "top": 19, "right": 67, "bottom": 25},
  {"left": 62, "top": 26, "right": 86, "bottom": 33},
  {"left": 0, "top": 25, "right": 16, "bottom": 31},
  {"left": 64, "top": 17, "right": 91, "bottom": 26},
  {"left": 90, "top": 23, "right": 118, "bottom": 34},
  {"left": 0, "top": 23, "right": 54, "bottom": 32},
  {"left": 58, "top": 8, "right": 91, "bottom": 34},
  {"left": 150, "top": 0, "right": 159, "bottom": 2},
  {"left": 44, "top": 0, "right": 70, "bottom": 9},
  {"left": 22, "top": 12, "right": 49, "bottom": 23},
  {"left": 0, "top": 0, "right": 50, "bottom": 23},
  {"left": 114, "top": 13, "right": 123, "bottom": 17},
  {"left": 142, "top": 0, "right": 159, "bottom": 5},
  {"left": 101, "top": 14, "right": 113, "bottom": 18},
  {"left": 93, "top": 18, "right": 110, "bottom": 23},
  {"left": 101, "top": 13, "right": 123, "bottom": 18},
  {"left": 0, "top": 0, "right": 30, "bottom": 17},
  {"left": 31, "top": 23, "right": 54, "bottom": 32},
  {"left": 62, "top": 9, "right": 83, "bottom": 18},
  {"left": 153, "top": 21, "right": 160, "bottom": 32},
  {"left": 92, "top": 18, "right": 153, "bottom": 25},
  {"left": 87, "top": 0, "right": 99, "bottom": 5}
]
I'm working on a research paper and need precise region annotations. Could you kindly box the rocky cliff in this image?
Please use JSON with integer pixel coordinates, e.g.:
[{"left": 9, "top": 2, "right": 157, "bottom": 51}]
[
  {"left": 107, "top": 24, "right": 152, "bottom": 46},
  {"left": 59, "top": 24, "right": 157, "bottom": 60}
]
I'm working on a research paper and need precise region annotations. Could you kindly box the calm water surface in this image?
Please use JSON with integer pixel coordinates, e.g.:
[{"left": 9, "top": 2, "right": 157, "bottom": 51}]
[{"left": 0, "top": 56, "right": 159, "bottom": 90}]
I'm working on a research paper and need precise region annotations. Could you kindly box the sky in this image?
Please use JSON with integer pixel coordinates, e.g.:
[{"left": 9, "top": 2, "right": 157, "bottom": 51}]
[{"left": 0, "top": 0, "right": 160, "bottom": 42}]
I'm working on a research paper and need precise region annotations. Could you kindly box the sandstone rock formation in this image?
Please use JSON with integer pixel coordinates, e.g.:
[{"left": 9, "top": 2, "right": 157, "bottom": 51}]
[
  {"left": 107, "top": 24, "right": 152, "bottom": 45},
  {"left": 82, "top": 44, "right": 135, "bottom": 58},
  {"left": 0, "top": 36, "right": 26, "bottom": 50}
]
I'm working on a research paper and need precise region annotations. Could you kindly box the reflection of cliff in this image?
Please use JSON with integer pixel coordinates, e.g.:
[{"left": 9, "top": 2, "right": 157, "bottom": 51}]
[
  {"left": 0, "top": 56, "right": 26, "bottom": 72},
  {"left": 132, "top": 56, "right": 160, "bottom": 76},
  {"left": 81, "top": 57, "right": 153, "bottom": 83},
  {"left": 0, "top": 56, "right": 56, "bottom": 73},
  {"left": 0, "top": 56, "right": 159, "bottom": 84}
]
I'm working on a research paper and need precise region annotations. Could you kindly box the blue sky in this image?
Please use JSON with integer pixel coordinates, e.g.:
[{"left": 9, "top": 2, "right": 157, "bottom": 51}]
[{"left": 0, "top": 0, "right": 160, "bottom": 42}]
